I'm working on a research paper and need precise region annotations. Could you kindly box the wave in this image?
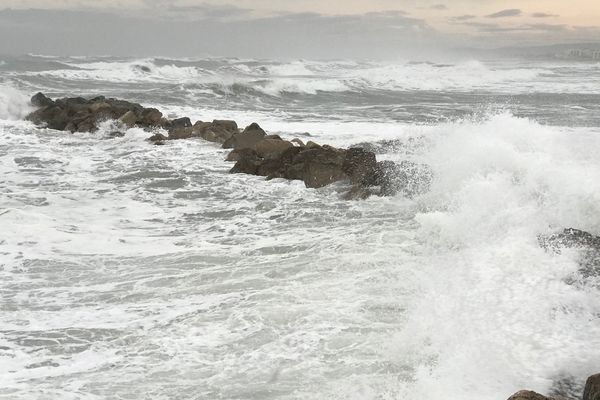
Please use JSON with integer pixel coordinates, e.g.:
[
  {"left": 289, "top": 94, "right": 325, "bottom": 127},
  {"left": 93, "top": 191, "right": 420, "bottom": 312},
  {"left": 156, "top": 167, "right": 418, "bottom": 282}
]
[
  {"left": 20, "top": 57, "right": 600, "bottom": 96},
  {"left": 0, "top": 85, "right": 33, "bottom": 121},
  {"left": 383, "top": 112, "right": 600, "bottom": 398}
]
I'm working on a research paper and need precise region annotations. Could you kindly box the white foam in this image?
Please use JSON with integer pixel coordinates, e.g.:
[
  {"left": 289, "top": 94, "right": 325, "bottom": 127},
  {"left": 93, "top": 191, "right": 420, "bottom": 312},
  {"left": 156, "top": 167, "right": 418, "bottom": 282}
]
[{"left": 0, "top": 85, "right": 33, "bottom": 120}]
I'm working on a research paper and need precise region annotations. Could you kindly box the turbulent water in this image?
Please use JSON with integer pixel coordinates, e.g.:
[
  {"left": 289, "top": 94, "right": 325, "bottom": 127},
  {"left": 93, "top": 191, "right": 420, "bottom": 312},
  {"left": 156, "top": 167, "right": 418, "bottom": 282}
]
[{"left": 1, "top": 54, "right": 600, "bottom": 400}]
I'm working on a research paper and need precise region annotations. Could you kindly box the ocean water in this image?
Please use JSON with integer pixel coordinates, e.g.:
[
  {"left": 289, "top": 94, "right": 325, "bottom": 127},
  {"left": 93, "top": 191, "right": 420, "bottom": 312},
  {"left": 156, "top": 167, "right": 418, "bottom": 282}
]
[{"left": 1, "top": 54, "right": 600, "bottom": 400}]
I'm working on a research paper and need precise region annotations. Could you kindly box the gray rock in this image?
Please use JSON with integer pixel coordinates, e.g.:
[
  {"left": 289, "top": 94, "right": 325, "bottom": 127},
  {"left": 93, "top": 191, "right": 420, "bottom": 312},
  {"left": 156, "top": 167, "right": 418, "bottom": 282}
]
[
  {"left": 506, "top": 390, "right": 555, "bottom": 400},
  {"left": 584, "top": 373, "right": 600, "bottom": 400}
]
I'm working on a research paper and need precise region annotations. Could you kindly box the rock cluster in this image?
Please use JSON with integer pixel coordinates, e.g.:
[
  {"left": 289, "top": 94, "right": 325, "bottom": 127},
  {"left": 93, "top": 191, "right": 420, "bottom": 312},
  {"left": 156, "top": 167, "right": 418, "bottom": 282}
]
[
  {"left": 26, "top": 93, "right": 432, "bottom": 199},
  {"left": 507, "top": 373, "right": 600, "bottom": 400},
  {"left": 27, "top": 92, "right": 164, "bottom": 132}
]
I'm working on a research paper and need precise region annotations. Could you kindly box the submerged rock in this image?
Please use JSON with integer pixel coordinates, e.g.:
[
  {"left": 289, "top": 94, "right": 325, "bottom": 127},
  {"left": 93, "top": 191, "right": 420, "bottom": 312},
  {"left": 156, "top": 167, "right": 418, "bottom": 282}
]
[{"left": 539, "top": 228, "right": 600, "bottom": 280}]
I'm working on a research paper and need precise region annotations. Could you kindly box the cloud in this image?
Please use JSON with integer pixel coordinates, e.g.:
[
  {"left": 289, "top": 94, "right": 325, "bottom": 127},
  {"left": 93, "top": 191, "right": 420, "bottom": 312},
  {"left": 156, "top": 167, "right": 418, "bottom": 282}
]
[
  {"left": 486, "top": 9, "right": 522, "bottom": 18},
  {"left": 531, "top": 12, "right": 559, "bottom": 18},
  {"left": 431, "top": 4, "right": 447, "bottom": 10},
  {"left": 448, "top": 14, "right": 476, "bottom": 22},
  {"left": 0, "top": 8, "right": 441, "bottom": 59}
]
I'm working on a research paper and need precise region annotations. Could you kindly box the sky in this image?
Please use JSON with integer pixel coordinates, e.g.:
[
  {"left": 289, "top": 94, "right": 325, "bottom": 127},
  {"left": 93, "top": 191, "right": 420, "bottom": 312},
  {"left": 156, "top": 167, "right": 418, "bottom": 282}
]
[{"left": 0, "top": 0, "right": 599, "bottom": 58}]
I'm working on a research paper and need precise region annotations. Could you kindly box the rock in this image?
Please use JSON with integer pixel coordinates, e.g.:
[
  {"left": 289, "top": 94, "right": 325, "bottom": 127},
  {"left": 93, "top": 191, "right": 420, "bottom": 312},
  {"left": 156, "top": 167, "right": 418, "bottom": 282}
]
[
  {"left": 31, "top": 92, "right": 55, "bottom": 108},
  {"left": 193, "top": 120, "right": 236, "bottom": 144},
  {"left": 222, "top": 122, "right": 267, "bottom": 149},
  {"left": 148, "top": 133, "right": 168, "bottom": 142},
  {"left": 252, "top": 138, "right": 293, "bottom": 159},
  {"left": 541, "top": 228, "right": 600, "bottom": 251},
  {"left": 109, "top": 131, "right": 125, "bottom": 138},
  {"left": 26, "top": 93, "right": 162, "bottom": 133},
  {"left": 292, "top": 138, "right": 305, "bottom": 147},
  {"left": 291, "top": 146, "right": 347, "bottom": 188},
  {"left": 171, "top": 117, "right": 192, "bottom": 129},
  {"left": 140, "top": 108, "right": 162, "bottom": 125},
  {"left": 306, "top": 141, "right": 321, "bottom": 148},
  {"left": 539, "top": 228, "right": 600, "bottom": 279},
  {"left": 342, "top": 147, "right": 377, "bottom": 185},
  {"left": 212, "top": 119, "right": 238, "bottom": 132},
  {"left": 119, "top": 110, "right": 138, "bottom": 127},
  {"left": 230, "top": 149, "right": 261, "bottom": 175},
  {"left": 584, "top": 373, "right": 600, "bottom": 400},
  {"left": 242, "top": 122, "right": 266, "bottom": 135},
  {"left": 168, "top": 127, "right": 194, "bottom": 140},
  {"left": 507, "top": 390, "right": 555, "bottom": 400}
]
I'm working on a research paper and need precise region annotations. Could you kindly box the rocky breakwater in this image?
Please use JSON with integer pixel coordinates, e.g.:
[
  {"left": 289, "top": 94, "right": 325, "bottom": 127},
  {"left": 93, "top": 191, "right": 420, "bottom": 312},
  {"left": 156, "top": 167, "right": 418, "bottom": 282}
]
[{"left": 25, "top": 93, "right": 432, "bottom": 200}]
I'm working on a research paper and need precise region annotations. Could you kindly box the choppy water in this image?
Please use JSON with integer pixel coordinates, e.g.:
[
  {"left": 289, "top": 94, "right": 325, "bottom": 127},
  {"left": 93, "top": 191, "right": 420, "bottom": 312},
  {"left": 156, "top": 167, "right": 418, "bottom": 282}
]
[{"left": 1, "top": 54, "right": 600, "bottom": 400}]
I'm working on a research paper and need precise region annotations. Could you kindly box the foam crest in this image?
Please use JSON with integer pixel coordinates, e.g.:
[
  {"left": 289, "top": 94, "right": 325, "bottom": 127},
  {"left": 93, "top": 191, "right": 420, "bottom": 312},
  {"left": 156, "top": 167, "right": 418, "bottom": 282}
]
[
  {"left": 0, "top": 85, "right": 33, "bottom": 120},
  {"left": 388, "top": 113, "right": 600, "bottom": 398}
]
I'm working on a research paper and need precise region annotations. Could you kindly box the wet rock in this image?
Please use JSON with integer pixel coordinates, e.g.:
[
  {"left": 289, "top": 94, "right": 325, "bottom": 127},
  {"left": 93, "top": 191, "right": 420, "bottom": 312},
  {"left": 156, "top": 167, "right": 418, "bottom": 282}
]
[
  {"left": 168, "top": 127, "right": 194, "bottom": 140},
  {"left": 342, "top": 147, "right": 377, "bottom": 185},
  {"left": 192, "top": 120, "right": 236, "bottom": 144},
  {"left": 31, "top": 92, "right": 55, "bottom": 108},
  {"left": 287, "top": 145, "right": 347, "bottom": 188},
  {"left": 140, "top": 108, "right": 163, "bottom": 125},
  {"left": 119, "top": 110, "right": 138, "bottom": 127},
  {"left": 506, "top": 390, "right": 555, "bottom": 400},
  {"left": 26, "top": 93, "right": 164, "bottom": 133},
  {"left": 252, "top": 138, "right": 293, "bottom": 159},
  {"left": 148, "top": 133, "right": 168, "bottom": 143},
  {"left": 222, "top": 122, "right": 267, "bottom": 149},
  {"left": 230, "top": 149, "right": 261, "bottom": 175},
  {"left": 291, "top": 138, "right": 305, "bottom": 147},
  {"left": 171, "top": 117, "right": 192, "bottom": 129},
  {"left": 212, "top": 119, "right": 238, "bottom": 132},
  {"left": 584, "top": 373, "right": 600, "bottom": 400},
  {"left": 539, "top": 228, "right": 600, "bottom": 279}
]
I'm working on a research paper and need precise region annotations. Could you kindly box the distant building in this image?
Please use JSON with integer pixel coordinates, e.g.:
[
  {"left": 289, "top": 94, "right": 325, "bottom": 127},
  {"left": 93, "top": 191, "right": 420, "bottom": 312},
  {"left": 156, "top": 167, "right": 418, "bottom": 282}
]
[{"left": 565, "top": 48, "right": 600, "bottom": 60}]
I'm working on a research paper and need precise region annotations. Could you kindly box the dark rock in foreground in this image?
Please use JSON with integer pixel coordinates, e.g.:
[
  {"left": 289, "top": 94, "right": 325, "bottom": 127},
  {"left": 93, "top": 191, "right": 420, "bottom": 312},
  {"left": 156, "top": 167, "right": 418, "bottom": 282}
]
[
  {"left": 507, "top": 373, "right": 600, "bottom": 400},
  {"left": 26, "top": 93, "right": 164, "bottom": 132},
  {"left": 584, "top": 374, "right": 600, "bottom": 400},
  {"left": 507, "top": 390, "right": 556, "bottom": 400}
]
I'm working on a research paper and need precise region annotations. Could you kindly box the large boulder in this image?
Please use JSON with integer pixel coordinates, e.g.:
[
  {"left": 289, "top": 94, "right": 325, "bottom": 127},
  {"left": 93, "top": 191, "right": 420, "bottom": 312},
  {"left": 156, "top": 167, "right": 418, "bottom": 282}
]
[
  {"left": 292, "top": 145, "right": 348, "bottom": 188},
  {"left": 192, "top": 120, "right": 237, "bottom": 144},
  {"left": 31, "top": 92, "right": 55, "bottom": 108},
  {"left": 252, "top": 138, "right": 293, "bottom": 159},
  {"left": 222, "top": 122, "right": 266, "bottom": 149},
  {"left": 506, "top": 390, "right": 555, "bottom": 400},
  {"left": 584, "top": 373, "right": 600, "bottom": 400},
  {"left": 342, "top": 147, "right": 377, "bottom": 185}
]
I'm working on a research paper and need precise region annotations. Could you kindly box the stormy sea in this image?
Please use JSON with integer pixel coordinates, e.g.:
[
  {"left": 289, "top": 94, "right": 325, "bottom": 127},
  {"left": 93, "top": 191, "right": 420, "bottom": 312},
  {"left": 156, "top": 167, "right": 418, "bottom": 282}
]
[{"left": 1, "top": 54, "right": 599, "bottom": 400}]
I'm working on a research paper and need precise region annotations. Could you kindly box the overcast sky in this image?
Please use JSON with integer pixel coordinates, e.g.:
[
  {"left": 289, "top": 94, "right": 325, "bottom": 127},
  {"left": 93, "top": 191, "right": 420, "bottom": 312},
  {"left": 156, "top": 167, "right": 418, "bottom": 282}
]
[{"left": 1, "top": 0, "right": 599, "bottom": 58}]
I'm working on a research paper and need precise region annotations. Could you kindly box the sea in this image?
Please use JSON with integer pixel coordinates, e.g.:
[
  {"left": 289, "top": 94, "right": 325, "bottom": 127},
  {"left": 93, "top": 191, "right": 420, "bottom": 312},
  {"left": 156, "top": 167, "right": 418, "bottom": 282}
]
[{"left": 1, "top": 54, "right": 599, "bottom": 400}]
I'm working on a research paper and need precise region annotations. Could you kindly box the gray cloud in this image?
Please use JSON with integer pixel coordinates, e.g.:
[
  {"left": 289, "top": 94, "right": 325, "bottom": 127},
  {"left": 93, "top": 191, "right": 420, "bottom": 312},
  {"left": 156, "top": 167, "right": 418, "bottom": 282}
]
[
  {"left": 448, "top": 14, "right": 476, "bottom": 22},
  {"left": 486, "top": 9, "right": 522, "bottom": 18},
  {"left": 0, "top": 8, "right": 443, "bottom": 59},
  {"left": 531, "top": 12, "right": 558, "bottom": 18},
  {"left": 431, "top": 4, "right": 448, "bottom": 10}
]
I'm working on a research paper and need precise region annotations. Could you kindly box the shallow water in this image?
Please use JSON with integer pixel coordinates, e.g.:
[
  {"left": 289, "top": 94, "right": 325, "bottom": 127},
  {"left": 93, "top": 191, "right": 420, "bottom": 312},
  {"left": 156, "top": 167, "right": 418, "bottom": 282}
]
[{"left": 1, "top": 55, "right": 599, "bottom": 400}]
